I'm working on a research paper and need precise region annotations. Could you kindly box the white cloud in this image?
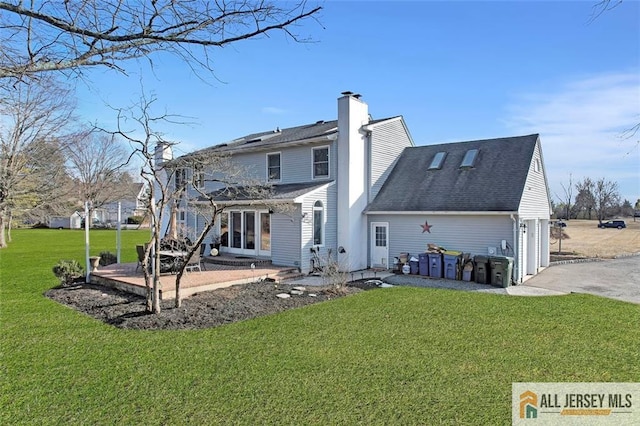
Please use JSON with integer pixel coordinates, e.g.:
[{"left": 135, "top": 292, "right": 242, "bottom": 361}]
[{"left": 504, "top": 72, "right": 640, "bottom": 202}]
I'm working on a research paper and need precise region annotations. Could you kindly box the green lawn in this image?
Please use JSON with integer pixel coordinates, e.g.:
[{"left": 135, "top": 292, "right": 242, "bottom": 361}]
[{"left": 1, "top": 229, "right": 639, "bottom": 425}]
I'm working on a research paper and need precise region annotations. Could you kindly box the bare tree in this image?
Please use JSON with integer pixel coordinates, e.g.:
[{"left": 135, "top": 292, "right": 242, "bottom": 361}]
[
  {"left": 0, "top": 0, "right": 322, "bottom": 81},
  {"left": 574, "top": 177, "right": 596, "bottom": 220},
  {"left": 107, "top": 93, "right": 286, "bottom": 312},
  {"left": 556, "top": 173, "right": 573, "bottom": 220},
  {"left": 0, "top": 75, "right": 74, "bottom": 247},
  {"left": 590, "top": 0, "right": 624, "bottom": 22},
  {"left": 63, "top": 130, "right": 131, "bottom": 226},
  {"left": 10, "top": 138, "right": 74, "bottom": 229},
  {"left": 593, "top": 178, "right": 621, "bottom": 222},
  {"left": 168, "top": 151, "right": 277, "bottom": 307}
]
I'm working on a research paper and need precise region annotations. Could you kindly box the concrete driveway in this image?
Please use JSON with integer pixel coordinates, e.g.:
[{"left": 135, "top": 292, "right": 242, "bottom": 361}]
[{"left": 524, "top": 256, "right": 640, "bottom": 304}]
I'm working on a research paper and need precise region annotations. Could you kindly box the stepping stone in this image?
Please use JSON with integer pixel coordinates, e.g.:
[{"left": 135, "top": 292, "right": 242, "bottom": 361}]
[
  {"left": 379, "top": 283, "right": 394, "bottom": 288},
  {"left": 276, "top": 293, "right": 291, "bottom": 299},
  {"left": 292, "top": 286, "right": 306, "bottom": 291},
  {"left": 308, "top": 293, "right": 317, "bottom": 297},
  {"left": 290, "top": 290, "right": 304, "bottom": 295}
]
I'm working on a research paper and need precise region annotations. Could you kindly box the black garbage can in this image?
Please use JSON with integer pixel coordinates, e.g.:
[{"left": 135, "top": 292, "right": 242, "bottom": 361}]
[
  {"left": 489, "top": 256, "right": 514, "bottom": 288},
  {"left": 428, "top": 253, "right": 443, "bottom": 278},
  {"left": 418, "top": 253, "right": 429, "bottom": 276},
  {"left": 474, "top": 255, "right": 490, "bottom": 284}
]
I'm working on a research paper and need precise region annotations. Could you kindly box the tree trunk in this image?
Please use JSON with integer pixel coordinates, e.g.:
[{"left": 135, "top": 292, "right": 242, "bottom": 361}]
[
  {"left": 0, "top": 213, "right": 7, "bottom": 248},
  {"left": 175, "top": 271, "right": 183, "bottom": 308},
  {"left": 153, "top": 241, "right": 161, "bottom": 314},
  {"left": 7, "top": 210, "right": 12, "bottom": 242}
]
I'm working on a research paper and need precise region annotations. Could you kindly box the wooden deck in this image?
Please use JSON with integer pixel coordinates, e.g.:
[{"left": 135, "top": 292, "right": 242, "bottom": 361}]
[{"left": 90, "top": 260, "right": 298, "bottom": 300}]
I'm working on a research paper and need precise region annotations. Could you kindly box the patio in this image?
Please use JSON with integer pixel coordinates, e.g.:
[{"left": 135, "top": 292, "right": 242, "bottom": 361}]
[{"left": 90, "top": 257, "right": 300, "bottom": 300}]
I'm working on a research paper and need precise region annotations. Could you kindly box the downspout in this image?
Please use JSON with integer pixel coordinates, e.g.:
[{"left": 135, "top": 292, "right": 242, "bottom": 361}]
[{"left": 510, "top": 214, "right": 519, "bottom": 284}]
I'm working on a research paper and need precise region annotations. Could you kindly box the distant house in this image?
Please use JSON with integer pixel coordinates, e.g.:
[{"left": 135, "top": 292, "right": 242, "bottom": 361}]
[
  {"left": 155, "top": 93, "right": 551, "bottom": 283},
  {"left": 102, "top": 183, "right": 148, "bottom": 225},
  {"left": 48, "top": 211, "right": 83, "bottom": 229}
]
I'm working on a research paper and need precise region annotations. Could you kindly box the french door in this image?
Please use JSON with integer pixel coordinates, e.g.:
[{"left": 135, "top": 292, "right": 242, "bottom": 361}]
[{"left": 223, "top": 210, "right": 270, "bottom": 256}]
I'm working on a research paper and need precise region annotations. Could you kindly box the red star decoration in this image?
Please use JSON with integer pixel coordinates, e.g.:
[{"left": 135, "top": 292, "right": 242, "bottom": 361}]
[{"left": 421, "top": 220, "right": 432, "bottom": 233}]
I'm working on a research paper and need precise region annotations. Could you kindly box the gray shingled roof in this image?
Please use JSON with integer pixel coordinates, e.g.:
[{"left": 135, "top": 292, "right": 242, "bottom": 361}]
[
  {"left": 366, "top": 134, "right": 540, "bottom": 212},
  {"left": 187, "top": 115, "right": 403, "bottom": 156},
  {"left": 202, "top": 181, "right": 332, "bottom": 203},
  {"left": 193, "top": 120, "right": 339, "bottom": 155}
]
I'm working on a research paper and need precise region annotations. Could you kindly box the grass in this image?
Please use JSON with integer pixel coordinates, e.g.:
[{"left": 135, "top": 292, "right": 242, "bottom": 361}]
[{"left": 1, "top": 229, "right": 639, "bottom": 425}]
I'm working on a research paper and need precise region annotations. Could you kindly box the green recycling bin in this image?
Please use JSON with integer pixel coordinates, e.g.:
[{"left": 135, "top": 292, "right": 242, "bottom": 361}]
[{"left": 489, "top": 256, "right": 514, "bottom": 288}]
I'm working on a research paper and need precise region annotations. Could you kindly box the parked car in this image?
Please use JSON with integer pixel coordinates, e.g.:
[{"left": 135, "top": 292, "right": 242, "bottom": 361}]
[{"left": 598, "top": 220, "right": 626, "bottom": 229}]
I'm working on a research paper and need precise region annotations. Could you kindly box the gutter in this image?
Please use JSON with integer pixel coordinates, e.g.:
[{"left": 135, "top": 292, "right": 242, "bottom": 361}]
[
  {"left": 511, "top": 214, "right": 519, "bottom": 283},
  {"left": 364, "top": 210, "right": 518, "bottom": 216}
]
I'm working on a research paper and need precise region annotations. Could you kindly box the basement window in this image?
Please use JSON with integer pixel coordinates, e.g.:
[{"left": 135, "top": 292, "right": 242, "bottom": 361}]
[
  {"left": 428, "top": 151, "right": 447, "bottom": 170},
  {"left": 460, "top": 149, "right": 479, "bottom": 168}
]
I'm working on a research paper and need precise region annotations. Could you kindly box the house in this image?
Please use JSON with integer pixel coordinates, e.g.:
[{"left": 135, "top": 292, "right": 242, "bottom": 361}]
[
  {"left": 365, "top": 134, "right": 552, "bottom": 283},
  {"left": 156, "top": 92, "right": 551, "bottom": 284},
  {"left": 102, "top": 183, "right": 148, "bottom": 225},
  {"left": 48, "top": 211, "right": 83, "bottom": 229}
]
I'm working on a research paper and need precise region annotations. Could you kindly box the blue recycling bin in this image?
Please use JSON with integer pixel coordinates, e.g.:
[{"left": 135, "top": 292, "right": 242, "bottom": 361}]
[
  {"left": 443, "top": 252, "right": 461, "bottom": 280},
  {"left": 418, "top": 253, "right": 429, "bottom": 276},
  {"left": 428, "top": 253, "right": 443, "bottom": 278},
  {"left": 409, "top": 258, "right": 419, "bottom": 274}
]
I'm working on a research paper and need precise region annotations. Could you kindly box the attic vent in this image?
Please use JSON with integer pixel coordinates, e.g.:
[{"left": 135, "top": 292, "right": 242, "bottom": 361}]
[
  {"left": 246, "top": 138, "right": 262, "bottom": 144},
  {"left": 428, "top": 151, "right": 447, "bottom": 170},
  {"left": 316, "top": 120, "right": 324, "bottom": 125},
  {"left": 460, "top": 149, "right": 479, "bottom": 168}
]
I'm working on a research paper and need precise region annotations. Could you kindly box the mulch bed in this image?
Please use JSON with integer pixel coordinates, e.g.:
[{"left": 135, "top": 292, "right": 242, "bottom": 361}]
[{"left": 45, "top": 279, "right": 380, "bottom": 331}]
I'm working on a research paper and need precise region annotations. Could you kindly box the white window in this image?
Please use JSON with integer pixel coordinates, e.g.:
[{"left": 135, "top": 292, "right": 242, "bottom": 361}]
[
  {"left": 534, "top": 158, "right": 540, "bottom": 172},
  {"left": 313, "top": 200, "right": 324, "bottom": 245},
  {"left": 312, "top": 146, "right": 329, "bottom": 179},
  {"left": 267, "top": 153, "right": 281, "bottom": 181}
]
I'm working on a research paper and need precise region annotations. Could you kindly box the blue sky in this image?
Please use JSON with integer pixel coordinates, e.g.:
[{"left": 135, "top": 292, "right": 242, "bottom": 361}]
[{"left": 76, "top": 0, "right": 640, "bottom": 204}]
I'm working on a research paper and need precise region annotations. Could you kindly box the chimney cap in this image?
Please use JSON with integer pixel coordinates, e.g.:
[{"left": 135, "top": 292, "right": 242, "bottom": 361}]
[
  {"left": 341, "top": 91, "right": 354, "bottom": 96},
  {"left": 353, "top": 93, "right": 362, "bottom": 99}
]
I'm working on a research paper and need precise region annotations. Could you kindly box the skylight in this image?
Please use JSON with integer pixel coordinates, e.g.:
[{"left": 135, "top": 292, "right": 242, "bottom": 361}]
[
  {"left": 428, "top": 151, "right": 447, "bottom": 170},
  {"left": 460, "top": 149, "right": 479, "bottom": 168}
]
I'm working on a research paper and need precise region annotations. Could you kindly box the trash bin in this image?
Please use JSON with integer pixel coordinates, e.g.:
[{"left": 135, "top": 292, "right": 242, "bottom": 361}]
[
  {"left": 489, "top": 256, "right": 514, "bottom": 288},
  {"left": 418, "top": 253, "right": 429, "bottom": 276},
  {"left": 409, "top": 256, "right": 419, "bottom": 274},
  {"left": 462, "top": 261, "right": 474, "bottom": 282},
  {"left": 443, "top": 251, "right": 461, "bottom": 280},
  {"left": 474, "top": 255, "right": 490, "bottom": 284},
  {"left": 428, "top": 253, "right": 443, "bottom": 278}
]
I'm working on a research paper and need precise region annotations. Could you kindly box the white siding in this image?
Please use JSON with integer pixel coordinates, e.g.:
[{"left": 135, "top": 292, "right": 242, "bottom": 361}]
[
  {"left": 368, "top": 214, "right": 516, "bottom": 267},
  {"left": 298, "top": 183, "right": 338, "bottom": 273},
  {"left": 270, "top": 206, "right": 302, "bottom": 269},
  {"left": 369, "top": 119, "right": 413, "bottom": 201},
  {"left": 518, "top": 139, "right": 551, "bottom": 219}
]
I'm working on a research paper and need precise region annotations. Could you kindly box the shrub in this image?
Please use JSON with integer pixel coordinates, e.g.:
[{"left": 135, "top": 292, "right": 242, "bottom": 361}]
[
  {"left": 52, "top": 260, "right": 85, "bottom": 286},
  {"left": 127, "top": 216, "right": 144, "bottom": 224},
  {"left": 99, "top": 251, "right": 118, "bottom": 266}
]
